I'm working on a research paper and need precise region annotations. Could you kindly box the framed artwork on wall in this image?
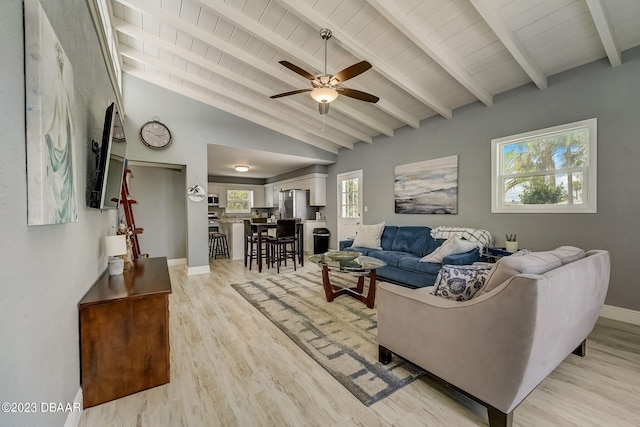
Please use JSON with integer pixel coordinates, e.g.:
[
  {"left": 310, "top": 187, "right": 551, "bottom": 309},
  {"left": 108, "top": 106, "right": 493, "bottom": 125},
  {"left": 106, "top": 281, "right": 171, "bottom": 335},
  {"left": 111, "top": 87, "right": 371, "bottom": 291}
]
[
  {"left": 24, "top": 0, "right": 78, "bottom": 225},
  {"left": 394, "top": 155, "right": 458, "bottom": 214}
]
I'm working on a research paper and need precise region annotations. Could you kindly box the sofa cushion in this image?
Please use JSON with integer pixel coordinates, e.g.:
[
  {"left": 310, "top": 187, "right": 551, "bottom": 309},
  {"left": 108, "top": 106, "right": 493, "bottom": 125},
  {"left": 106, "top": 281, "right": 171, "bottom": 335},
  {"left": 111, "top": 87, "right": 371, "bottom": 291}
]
[
  {"left": 482, "top": 251, "right": 563, "bottom": 294},
  {"left": 420, "top": 236, "right": 477, "bottom": 263},
  {"left": 351, "top": 222, "right": 385, "bottom": 249},
  {"left": 367, "top": 250, "right": 416, "bottom": 268},
  {"left": 391, "top": 226, "right": 431, "bottom": 256},
  {"left": 431, "top": 264, "right": 494, "bottom": 301},
  {"left": 380, "top": 226, "right": 398, "bottom": 250},
  {"left": 397, "top": 256, "right": 442, "bottom": 276},
  {"left": 550, "top": 246, "right": 585, "bottom": 264}
]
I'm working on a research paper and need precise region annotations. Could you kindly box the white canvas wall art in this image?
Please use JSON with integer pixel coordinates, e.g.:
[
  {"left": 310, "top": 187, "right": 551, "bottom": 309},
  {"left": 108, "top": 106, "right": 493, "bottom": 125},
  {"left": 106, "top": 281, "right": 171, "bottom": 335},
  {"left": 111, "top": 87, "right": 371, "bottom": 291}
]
[
  {"left": 24, "top": 0, "right": 78, "bottom": 225},
  {"left": 395, "top": 155, "right": 458, "bottom": 214}
]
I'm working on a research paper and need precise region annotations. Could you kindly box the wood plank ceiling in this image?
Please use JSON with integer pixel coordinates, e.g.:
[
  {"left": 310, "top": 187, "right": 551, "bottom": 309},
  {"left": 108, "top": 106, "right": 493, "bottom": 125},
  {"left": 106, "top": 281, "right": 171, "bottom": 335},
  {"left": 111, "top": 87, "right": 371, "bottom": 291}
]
[{"left": 103, "top": 0, "right": 640, "bottom": 154}]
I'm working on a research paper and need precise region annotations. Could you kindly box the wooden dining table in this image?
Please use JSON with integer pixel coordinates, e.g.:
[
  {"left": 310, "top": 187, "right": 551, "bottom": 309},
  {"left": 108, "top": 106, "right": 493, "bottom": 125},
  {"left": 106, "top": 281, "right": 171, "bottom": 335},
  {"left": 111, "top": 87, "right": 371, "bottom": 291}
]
[{"left": 253, "top": 222, "right": 304, "bottom": 273}]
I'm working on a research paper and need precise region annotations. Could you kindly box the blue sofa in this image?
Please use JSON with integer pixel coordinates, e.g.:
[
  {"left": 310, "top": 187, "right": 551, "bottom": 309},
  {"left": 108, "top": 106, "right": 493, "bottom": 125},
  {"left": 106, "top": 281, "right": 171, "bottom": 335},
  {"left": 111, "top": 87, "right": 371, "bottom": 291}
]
[{"left": 339, "top": 226, "right": 481, "bottom": 288}]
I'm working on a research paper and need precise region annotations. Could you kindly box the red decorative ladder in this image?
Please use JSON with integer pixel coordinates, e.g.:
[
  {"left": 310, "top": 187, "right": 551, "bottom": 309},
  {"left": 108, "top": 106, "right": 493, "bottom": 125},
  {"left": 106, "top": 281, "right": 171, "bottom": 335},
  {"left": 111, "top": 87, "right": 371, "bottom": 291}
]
[{"left": 116, "top": 168, "right": 144, "bottom": 259}]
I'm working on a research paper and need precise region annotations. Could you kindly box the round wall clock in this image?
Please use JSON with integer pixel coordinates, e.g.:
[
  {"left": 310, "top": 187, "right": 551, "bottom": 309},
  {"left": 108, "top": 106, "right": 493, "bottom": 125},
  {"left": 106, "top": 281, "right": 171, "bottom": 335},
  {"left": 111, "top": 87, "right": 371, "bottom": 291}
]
[
  {"left": 140, "top": 120, "right": 172, "bottom": 149},
  {"left": 187, "top": 184, "right": 206, "bottom": 202}
]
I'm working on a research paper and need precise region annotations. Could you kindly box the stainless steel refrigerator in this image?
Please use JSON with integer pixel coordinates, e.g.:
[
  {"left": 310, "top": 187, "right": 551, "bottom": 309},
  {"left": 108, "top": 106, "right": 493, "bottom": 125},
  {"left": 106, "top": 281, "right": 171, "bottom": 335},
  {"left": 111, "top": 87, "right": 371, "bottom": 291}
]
[{"left": 279, "top": 189, "right": 314, "bottom": 220}]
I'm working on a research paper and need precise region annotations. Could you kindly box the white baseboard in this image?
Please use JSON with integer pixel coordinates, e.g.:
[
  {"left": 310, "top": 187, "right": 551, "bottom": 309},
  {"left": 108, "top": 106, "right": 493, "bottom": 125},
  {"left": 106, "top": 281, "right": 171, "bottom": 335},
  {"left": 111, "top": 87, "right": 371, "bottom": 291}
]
[
  {"left": 600, "top": 304, "right": 640, "bottom": 326},
  {"left": 187, "top": 265, "right": 211, "bottom": 276},
  {"left": 63, "top": 387, "right": 83, "bottom": 427},
  {"left": 167, "top": 258, "right": 187, "bottom": 266}
]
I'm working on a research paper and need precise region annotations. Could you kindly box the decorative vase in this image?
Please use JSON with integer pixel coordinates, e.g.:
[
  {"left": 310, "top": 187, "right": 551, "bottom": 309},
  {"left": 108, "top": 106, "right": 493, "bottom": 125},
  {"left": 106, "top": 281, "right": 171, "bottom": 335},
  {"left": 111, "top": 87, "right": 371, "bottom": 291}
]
[{"left": 505, "top": 241, "right": 518, "bottom": 253}]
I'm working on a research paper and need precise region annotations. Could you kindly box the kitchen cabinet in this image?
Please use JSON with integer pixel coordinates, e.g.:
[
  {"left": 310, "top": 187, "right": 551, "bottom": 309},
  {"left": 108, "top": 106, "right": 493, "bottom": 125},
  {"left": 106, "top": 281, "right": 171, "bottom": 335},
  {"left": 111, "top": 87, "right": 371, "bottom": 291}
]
[
  {"left": 217, "top": 186, "right": 227, "bottom": 207},
  {"left": 252, "top": 187, "right": 265, "bottom": 208},
  {"left": 309, "top": 176, "right": 326, "bottom": 206},
  {"left": 218, "top": 221, "right": 244, "bottom": 260},
  {"left": 264, "top": 185, "right": 274, "bottom": 207}
]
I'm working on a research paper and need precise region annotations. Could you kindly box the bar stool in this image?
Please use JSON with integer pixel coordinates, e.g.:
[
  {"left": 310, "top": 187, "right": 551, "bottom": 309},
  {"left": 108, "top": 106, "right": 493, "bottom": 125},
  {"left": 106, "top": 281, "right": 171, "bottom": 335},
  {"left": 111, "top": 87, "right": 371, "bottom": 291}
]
[
  {"left": 209, "top": 231, "right": 230, "bottom": 259},
  {"left": 243, "top": 220, "right": 267, "bottom": 270},
  {"left": 265, "top": 219, "right": 297, "bottom": 273}
]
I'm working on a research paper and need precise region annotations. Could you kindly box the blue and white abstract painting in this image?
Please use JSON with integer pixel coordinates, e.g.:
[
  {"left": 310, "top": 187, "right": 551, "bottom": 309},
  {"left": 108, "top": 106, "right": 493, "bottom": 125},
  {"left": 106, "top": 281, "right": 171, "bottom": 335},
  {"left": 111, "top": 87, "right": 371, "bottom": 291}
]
[
  {"left": 25, "top": 0, "right": 78, "bottom": 225},
  {"left": 395, "top": 155, "right": 458, "bottom": 214}
]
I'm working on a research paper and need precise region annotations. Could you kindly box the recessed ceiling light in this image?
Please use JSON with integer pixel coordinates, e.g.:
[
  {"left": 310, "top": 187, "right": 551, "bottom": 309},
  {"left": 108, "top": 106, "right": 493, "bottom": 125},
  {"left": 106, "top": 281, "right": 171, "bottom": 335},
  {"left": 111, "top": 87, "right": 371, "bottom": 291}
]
[{"left": 234, "top": 165, "right": 249, "bottom": 172}]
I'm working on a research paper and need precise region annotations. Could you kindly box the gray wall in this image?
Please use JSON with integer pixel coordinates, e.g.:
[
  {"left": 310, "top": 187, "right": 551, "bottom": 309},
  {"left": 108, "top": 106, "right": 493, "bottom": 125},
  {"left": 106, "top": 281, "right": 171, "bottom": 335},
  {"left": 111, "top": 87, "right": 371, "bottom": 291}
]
[
  {"left": 128, "top": 165, "right": 187, "bottom": 260},
  {"left": 122, "top": 75, "right": 336, "bottom": 269},
  {"left": 327, "top": 47, "right": 640, "bottom": 311},
  {"left": 0, "top": 0, "right": 120, "bottom": 425}
]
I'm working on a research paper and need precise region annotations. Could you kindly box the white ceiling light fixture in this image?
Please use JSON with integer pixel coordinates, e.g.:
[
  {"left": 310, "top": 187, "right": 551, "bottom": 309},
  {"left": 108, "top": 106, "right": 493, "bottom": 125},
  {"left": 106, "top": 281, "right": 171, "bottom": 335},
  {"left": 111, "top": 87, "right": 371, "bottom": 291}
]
[
  {"left": 234, "top": 165, "right": 250, "bottom": 172},
  {"left": 310, "top": 87, "right": 338, "bottom": 103}
]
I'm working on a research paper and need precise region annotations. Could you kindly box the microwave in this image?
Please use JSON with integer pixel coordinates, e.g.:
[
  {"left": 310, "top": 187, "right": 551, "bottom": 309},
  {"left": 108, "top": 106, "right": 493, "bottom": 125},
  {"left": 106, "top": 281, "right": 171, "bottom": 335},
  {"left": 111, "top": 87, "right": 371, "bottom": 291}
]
[{"left": 208, "top": 194, "right": 219, "bottom": 206}]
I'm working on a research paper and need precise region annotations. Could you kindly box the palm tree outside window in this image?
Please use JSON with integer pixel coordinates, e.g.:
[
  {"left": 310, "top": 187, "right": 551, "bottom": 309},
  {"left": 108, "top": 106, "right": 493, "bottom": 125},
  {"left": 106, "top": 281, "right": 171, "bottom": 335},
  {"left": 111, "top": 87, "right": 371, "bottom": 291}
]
[{"left": 491, "top": 118, "right": 597, "bottom": 213}]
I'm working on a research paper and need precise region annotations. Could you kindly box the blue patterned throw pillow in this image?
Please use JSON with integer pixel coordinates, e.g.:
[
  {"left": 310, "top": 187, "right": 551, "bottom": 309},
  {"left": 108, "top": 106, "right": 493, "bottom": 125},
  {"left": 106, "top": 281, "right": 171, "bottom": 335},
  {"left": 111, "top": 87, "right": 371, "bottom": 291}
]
[{"left": 431, "top": 264, "right": 494, "bottom": 301}]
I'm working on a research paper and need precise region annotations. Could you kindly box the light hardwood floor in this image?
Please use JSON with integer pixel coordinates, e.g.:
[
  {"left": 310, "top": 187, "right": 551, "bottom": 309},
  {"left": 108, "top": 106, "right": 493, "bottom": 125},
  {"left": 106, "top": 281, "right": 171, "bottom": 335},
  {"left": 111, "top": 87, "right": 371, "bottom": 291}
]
[{"left": 78, "top": 257, "right": 640, "bottom": 427}]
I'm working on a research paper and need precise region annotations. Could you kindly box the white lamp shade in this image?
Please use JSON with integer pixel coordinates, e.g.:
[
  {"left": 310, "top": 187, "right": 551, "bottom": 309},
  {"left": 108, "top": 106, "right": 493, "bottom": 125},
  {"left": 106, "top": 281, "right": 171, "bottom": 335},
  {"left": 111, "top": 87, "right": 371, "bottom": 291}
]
[
  {"left": 310, "top": 87, "right": 338, "bottom": 103},
  {"left": 104, "top": 235, "right": 127, "bottom": 257}
]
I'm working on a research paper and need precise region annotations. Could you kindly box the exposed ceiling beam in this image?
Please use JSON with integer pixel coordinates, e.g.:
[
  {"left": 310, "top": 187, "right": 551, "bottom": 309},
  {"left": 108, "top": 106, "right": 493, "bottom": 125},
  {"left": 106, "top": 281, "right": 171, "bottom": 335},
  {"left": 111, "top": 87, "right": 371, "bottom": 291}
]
[
  {"left": 366, "top": 0, "right": 493, "bottom": 107},
  {"left": 123, "top": 65, "right": 340, "bottom": 154},
  {"left": 468, "top": 0, "right": 547, "bottom": 89},
  {"left": 113, "top": 18, "right": 373, "bottom": 144},
  {"left": 116, "top": 0, "right": 395, "bottom": 137},
  {"left": 586, "top": 0, "right": 622, "bottom": 67},
  {"left": 120, "top": 47, "right": 355, "bottom": 149},
  {"left": 277, "top": 0, "right": 452, "bottom": 120},
  {"left": 193, "top": 0, "right": 401, "bottom": 134}
]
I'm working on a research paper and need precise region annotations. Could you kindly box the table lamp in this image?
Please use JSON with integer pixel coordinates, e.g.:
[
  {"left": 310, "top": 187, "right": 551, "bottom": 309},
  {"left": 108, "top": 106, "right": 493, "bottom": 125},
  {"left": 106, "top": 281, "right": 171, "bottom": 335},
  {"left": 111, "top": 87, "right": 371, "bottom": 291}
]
[{"left": 104, "top": 235, "right": 127, "bottom": 275}]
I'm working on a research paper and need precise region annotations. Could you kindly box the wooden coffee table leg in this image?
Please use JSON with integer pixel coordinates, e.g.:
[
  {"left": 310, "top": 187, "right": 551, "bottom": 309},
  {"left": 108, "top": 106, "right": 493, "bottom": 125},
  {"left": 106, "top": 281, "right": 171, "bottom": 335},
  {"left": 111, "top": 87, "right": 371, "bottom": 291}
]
[
  {"left": 321, "top": 265, "right": 335, "bottom": 302},
  {"left": 365, "top": 270, "right": 377, "bottom": 309},
  {"left": 355, "top": 275, "right": 365, "bottom": 293}
]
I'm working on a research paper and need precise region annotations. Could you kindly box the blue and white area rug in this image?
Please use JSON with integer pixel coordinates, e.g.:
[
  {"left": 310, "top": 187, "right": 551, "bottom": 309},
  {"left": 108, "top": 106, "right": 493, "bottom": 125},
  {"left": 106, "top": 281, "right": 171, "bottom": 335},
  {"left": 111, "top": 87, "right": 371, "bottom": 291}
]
[{"left": 232, "top": 271, "right": 424, "bottom": 406}]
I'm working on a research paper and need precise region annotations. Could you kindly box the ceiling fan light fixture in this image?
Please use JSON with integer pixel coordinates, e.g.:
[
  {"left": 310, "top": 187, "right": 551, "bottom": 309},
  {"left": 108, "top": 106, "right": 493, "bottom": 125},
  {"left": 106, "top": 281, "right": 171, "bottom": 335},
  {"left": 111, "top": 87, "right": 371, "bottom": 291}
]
[
  {"left": 310, "top": 87, "right": 338, "bottom": 104},
  {"left": 234, "top": 165, "right": 250, "bottom": 172}
]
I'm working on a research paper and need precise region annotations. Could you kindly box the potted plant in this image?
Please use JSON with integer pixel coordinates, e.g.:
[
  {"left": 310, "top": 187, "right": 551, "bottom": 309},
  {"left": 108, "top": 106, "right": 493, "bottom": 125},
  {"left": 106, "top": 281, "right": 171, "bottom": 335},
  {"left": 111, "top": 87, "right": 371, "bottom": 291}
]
[{"left": 505, "top": 234, "right": 518, "bottom": 253}]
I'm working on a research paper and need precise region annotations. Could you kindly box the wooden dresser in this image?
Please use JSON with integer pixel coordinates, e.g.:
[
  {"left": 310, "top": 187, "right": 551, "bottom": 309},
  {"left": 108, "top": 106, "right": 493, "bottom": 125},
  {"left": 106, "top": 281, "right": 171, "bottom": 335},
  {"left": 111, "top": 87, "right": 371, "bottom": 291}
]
[{"left": 78, "top": 257, "right": 172, "bottom": 408}]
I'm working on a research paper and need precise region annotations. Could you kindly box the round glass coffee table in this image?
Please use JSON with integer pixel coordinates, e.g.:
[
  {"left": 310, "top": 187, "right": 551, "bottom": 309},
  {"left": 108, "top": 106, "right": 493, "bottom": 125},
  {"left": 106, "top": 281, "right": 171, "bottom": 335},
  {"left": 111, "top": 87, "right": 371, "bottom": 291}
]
[{"left": 309, "top": 252, "right": 387, "bottom": 309}]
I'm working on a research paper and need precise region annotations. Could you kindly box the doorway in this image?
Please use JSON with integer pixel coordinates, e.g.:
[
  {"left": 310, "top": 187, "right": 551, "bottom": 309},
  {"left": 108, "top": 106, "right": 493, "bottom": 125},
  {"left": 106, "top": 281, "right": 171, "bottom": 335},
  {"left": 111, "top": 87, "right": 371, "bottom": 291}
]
[{"left": 336, "top": 170, "right": 363, "bottom": 242}]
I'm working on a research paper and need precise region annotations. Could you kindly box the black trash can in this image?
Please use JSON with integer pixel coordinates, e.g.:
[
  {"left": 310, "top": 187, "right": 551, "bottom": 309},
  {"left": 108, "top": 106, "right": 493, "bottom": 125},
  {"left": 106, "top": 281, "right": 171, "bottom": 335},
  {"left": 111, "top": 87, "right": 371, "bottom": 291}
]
[{"left": 313, "top": 227, "right": 330, "bottom": 254}]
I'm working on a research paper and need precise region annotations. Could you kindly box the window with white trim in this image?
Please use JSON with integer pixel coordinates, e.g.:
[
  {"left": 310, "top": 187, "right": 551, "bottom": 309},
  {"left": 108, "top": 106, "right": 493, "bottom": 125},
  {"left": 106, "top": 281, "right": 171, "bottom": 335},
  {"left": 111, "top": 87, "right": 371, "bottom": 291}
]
[
  {"left": 491, "top": 118, "right": 597, "bottom": 213},
  {"left": 226, "top": 189, "right": 253, "bottom": 213}
]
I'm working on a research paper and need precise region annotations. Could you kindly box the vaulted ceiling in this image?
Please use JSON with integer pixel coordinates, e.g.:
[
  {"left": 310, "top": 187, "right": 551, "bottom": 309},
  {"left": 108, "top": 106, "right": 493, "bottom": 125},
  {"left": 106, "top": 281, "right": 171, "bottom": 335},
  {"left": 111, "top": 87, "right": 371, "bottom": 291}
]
[{"left": 104, "top": 0, "right": 640, "bottom": 154}]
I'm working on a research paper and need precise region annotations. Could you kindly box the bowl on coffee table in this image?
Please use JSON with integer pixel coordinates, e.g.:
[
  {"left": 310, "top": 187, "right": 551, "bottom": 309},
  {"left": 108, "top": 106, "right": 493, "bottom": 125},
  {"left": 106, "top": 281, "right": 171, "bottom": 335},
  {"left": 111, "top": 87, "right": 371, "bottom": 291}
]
[{"left": 326, "top": 251, "right": 361, "bottom": 264}]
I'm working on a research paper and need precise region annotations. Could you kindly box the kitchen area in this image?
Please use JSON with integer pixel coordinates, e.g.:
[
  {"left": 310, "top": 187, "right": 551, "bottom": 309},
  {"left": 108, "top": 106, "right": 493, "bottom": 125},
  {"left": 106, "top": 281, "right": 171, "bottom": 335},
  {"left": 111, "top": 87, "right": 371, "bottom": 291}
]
[{"left": 208, "top": 172, "right": 328, "bottom": 261}]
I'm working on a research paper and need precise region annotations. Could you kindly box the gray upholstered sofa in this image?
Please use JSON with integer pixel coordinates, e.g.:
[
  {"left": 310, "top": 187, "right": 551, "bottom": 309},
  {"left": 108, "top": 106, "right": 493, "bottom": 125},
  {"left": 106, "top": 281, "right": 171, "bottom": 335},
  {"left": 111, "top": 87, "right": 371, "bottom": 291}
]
[
  {"left": 377, "top": 247, "right": 611, "bottom": 426},
  {"left": 339, "top": 225, "right": 483, "bottom": 288}
]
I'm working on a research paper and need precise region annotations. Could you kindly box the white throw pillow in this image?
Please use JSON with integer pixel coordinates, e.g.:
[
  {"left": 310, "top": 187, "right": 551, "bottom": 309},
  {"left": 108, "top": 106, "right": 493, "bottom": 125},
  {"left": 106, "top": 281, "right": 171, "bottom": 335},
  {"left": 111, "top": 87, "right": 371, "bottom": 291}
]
[
  {"left": 351, "top": 222, "right": 385, "bottom": 250},
  {"left": 419, "top": 236, "right": 477, "bottom": 263}
]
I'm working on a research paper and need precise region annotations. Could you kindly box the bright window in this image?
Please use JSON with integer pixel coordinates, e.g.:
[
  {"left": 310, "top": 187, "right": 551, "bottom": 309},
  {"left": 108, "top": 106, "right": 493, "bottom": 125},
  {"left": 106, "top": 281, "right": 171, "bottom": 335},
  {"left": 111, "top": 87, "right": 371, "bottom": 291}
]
[
  {"left": 340, "top": 178, "right": 359, "bottom": 218},
  {"left": 491, "top": 118, "right": 597, "bottom": 213},
  {"left": 226, "top": 189, "right": 253, "bottom": 213}
]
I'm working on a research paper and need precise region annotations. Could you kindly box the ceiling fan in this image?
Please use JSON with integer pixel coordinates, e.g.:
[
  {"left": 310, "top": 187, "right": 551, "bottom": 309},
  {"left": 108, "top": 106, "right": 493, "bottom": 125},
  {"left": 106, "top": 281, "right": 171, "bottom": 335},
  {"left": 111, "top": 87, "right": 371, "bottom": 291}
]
[{"left": 270, "top": 28, "right": 379, "bottom": 115}]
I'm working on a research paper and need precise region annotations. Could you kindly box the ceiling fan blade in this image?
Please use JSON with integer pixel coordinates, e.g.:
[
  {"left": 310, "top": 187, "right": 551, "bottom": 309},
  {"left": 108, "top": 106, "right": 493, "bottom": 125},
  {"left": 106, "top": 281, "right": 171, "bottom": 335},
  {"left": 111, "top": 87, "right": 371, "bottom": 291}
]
[
  {"left": 332, "top": 61, "right": 372, "bottom": 83},
  {"left": 270, "top": 89, "right": 312, "bottom": 99},
  {"left": 279, "top": 61, "right": 316, "bottom": 80},
  {"left": 337, "top": 88, "right": 379, "bottom": 103},
  {"left": 318, "top": 102, "right": 330, "bottom": 115}
]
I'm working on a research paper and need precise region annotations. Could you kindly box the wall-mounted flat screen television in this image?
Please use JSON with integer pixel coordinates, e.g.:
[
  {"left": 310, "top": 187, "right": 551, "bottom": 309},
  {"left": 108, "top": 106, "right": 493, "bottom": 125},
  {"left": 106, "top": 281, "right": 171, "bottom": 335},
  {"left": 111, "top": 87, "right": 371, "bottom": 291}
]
[{"left": 89, "top": 102, "right": 127, "bottom": 210}]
